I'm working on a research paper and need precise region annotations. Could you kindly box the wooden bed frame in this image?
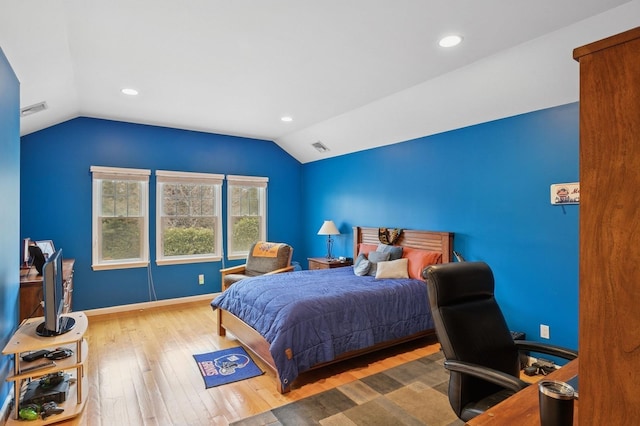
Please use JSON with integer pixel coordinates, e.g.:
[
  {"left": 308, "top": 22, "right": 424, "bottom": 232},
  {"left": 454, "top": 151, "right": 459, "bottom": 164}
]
[{"left": 216, "top": 226, "right": 454, "bottom": 393}]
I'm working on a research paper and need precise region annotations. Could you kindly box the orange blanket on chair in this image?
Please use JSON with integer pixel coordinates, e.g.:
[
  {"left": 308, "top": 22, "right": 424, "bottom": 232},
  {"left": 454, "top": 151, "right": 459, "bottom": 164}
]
[{"left": 252, "top": 242, "right": 284, "bottom": 258}]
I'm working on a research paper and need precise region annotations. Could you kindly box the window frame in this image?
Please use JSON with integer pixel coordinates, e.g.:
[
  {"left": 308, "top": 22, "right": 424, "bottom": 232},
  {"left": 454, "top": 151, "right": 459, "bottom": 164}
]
[
  {"left": 91, "top": 166, "right": 151, "bottom": 271},
  {"left": 155, "top": 170, "right": 224, "bottom": 266},
  {"left": 226, "top": 175, "right": 268, "bottom": 260}
]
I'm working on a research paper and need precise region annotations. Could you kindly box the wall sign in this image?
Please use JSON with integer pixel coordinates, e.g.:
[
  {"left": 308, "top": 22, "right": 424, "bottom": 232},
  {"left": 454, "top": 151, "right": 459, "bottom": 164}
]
[{"left": 550, "top": 182, "right": 580, "bottom": 205}]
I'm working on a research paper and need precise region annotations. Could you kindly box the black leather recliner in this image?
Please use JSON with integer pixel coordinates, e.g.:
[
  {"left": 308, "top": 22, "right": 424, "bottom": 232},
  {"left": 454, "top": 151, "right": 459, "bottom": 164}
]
[{"left": 423, "top": 261, "right": 578, "bottom": 422}]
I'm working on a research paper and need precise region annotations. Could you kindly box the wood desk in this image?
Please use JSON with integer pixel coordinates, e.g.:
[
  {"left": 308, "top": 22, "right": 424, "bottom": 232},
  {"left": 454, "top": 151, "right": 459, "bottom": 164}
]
[{"left": 467, "top": 359, "right": 578, "bottom": 425}]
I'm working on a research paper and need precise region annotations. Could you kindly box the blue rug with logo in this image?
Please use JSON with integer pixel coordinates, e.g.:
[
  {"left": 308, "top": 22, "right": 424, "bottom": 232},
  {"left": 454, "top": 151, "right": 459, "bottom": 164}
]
[{"left": 193, "top": 346, "right": 264, "bottom": 388}]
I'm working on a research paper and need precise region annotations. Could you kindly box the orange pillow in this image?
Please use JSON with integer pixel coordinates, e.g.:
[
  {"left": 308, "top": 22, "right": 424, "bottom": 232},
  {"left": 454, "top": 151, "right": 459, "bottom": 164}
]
[
  {"left": 401, "top": 247, "right": 442, "bottom": 280},
  {"left": 357, "top": 243, "right": 379, "bottom": 256}
]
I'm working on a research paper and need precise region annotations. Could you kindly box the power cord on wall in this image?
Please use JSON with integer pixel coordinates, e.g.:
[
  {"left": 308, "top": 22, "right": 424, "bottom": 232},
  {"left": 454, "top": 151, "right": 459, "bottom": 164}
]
[
  {"left": 453, "top": 250, "right": 466, "bottom": 262},
  {"left": 147, "top": 263, "right": 158, "bottom": 302},
  {"left": 144, "top": 250, "right": 226, "bottom": 302}
]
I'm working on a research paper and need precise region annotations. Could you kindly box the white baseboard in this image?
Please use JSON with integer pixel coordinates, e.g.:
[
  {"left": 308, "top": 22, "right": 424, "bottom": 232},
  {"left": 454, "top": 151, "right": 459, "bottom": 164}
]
[{"left": 83, "top": 293, "right": 220, "bottom": 317}]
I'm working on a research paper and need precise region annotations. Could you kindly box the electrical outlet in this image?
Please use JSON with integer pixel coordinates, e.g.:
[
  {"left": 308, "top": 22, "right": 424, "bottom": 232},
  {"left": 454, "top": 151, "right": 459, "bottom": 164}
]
[
  {"left": 198, "top": 274, "right": 205, "bottom": 285},
  {"left": 540, "top": 324, "right": 550, "bottom": 339}
]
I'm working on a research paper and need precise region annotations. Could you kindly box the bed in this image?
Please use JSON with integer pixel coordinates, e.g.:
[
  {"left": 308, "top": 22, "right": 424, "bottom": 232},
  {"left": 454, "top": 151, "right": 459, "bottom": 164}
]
[{"left": 211, "top": 226, "right": 453, "bottom": 393}]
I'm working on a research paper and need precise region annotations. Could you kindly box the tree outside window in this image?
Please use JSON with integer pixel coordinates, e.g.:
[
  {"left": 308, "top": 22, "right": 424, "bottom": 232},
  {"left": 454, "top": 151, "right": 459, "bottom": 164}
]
[
  {"left": 91, "top": 166, "right": 150, "bottom": 270},
  {"left": 227, "top": 175, "right": 267, "bottom": 259},
  {"left": 156, "top": 171, "right": 223, "bottom": 265}
]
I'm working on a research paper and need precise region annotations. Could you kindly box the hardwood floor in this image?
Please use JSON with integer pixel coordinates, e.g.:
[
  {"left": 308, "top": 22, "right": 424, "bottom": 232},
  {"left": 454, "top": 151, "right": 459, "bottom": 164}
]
[{"left": 51, "top": 300, "right": 441, "bottom": 425}]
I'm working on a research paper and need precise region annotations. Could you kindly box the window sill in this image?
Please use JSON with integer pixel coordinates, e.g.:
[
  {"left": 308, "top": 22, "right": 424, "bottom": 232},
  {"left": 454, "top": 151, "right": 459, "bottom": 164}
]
[
  {"left": 156, "top": 256, "right": 222, "bottom": 266},
  {"left": 92, "top": 261, "right": 149, "bottom": 271},
  {"left": 227, "top": 253, "right": 249, "bottom": 261}
]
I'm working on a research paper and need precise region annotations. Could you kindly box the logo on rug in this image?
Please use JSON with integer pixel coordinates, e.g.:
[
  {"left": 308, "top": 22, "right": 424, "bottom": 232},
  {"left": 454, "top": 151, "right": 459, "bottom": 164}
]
[
  {"left": 193, "top": 346, "right": 264, "bottom": 388},
  {"left": 199, "top": 353, "right": 251, "bottom": 376}
]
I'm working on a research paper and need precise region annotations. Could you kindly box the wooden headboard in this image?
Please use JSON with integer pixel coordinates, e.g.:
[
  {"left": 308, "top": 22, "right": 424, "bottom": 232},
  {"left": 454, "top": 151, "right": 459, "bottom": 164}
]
[{"left": 352, "top": 226, "right": 454, "bottom": 264}]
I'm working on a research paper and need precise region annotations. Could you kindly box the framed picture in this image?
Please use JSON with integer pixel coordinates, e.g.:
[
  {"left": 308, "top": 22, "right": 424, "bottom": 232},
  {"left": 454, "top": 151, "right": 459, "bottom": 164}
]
[
  {"left": 550, "top": 182, "right": 580, "bottom": 205},
  {"left": 35, "top": 240, "right": 56, "bottom": 260}
]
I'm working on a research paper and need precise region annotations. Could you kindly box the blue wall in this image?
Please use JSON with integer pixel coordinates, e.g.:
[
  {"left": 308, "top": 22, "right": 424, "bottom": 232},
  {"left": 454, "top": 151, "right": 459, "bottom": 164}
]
[
  {"left": 0, "top": 48, "right": 20, "bottom": 413},
  {"left": 19, "top": 104, "right": 579, "bottom": 353},
  {"left": 20, "top": 118, "right": 303, "bottom": 310},
  {"left": 302, "top": 103, "right": 579, "bottom": 350}
]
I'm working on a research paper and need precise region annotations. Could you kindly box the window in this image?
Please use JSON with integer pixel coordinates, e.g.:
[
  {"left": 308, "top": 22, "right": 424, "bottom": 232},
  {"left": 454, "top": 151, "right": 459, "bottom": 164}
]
[
  {"left": 227, "top": 175, "right": 268, "bottom": 259},
  {"left": 156, "top": 170, "right": 224, "bottom": 265},
  {"left": 91, "top": 166, "right": 150, "bottom": 270}
]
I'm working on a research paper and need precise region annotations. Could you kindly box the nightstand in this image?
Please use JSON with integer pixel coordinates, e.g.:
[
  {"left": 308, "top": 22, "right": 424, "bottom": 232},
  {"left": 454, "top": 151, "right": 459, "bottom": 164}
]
[{"left": 308, "top": 257, "right": 353, "bottom": 270}]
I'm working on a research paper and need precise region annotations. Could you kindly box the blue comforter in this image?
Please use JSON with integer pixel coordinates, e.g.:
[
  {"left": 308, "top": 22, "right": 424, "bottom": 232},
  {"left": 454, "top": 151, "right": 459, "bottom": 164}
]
[{"left": 211, "top": 267, "right": 434, "bottom": 389}]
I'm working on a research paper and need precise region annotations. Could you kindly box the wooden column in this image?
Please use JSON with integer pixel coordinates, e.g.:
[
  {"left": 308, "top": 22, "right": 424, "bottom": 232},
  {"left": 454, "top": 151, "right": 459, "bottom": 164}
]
[{"left": 573, "top": 26, "right": 640, "bottom": 424}]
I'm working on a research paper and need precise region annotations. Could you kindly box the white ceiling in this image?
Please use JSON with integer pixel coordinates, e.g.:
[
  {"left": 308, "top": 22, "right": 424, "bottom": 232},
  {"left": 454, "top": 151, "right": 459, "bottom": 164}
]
[{"left": 1, "top": 1, "right": 638, "bottom": 163}]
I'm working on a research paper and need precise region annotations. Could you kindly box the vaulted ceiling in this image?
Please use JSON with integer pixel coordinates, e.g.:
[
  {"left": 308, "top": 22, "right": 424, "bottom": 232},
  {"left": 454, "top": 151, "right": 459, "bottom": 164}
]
[{"left": 1, "top": 1, "right": 637, "bottom": 163}]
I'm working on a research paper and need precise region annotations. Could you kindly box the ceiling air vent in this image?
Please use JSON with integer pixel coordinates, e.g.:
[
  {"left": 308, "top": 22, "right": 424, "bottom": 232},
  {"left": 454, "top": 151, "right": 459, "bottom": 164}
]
[
  {"left": 312, "top": 141, "right": 329, "bottom": 153},
  {"left": 20, "top": 101, "right": 48, "bottom": 117}
]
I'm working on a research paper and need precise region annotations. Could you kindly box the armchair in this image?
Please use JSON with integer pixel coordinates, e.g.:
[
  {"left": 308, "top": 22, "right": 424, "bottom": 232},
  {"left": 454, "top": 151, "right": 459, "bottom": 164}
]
[
  {"left": 220, "top": 241, "right": 294, "bottom": 291},
  {"left": 423, "top": 261, "right": 578, "bottom": 422}
]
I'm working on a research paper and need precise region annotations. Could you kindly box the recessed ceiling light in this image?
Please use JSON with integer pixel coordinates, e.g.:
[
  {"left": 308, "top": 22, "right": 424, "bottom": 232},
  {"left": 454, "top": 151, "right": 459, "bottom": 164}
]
[
  {"left": 438, "top": 35, "right": 463, "bottom": 48},
  {"left": 281, "top": 116, "right": 293, "bottom": 122},
  {"left": 121, "top": 88, "right": 139, "bottom": 96}
]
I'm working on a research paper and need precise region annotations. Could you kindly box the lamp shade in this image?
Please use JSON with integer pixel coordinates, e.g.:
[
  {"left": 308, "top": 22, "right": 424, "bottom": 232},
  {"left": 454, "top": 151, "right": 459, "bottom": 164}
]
[{"left": 317, "top": 220, "right": 340, "bottom": 235}]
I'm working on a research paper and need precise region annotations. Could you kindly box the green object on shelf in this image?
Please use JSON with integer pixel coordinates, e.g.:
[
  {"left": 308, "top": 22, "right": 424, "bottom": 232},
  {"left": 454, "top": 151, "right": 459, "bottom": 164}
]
[{"left": 19, "top": 404, "right": 39, "bottom": 420}]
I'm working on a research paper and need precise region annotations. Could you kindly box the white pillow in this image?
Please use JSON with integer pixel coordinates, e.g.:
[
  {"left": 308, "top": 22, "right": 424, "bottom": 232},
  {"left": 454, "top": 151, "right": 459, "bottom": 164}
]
[
  {"left": 353, "top": 253, "right": 370, "bottom": 276},
  {"left": 375, "top": 258, "right": 409, "bottom": 279}
]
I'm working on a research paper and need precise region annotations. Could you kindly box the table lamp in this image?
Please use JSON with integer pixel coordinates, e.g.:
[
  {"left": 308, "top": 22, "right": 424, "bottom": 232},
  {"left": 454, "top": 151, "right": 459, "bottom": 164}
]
[{"left": 317, "top": 220, "right": 340, "bottom": 259}]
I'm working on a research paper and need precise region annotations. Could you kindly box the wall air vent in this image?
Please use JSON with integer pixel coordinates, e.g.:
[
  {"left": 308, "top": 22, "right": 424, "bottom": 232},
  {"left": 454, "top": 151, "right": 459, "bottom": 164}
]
[
  {"left": 312, "top": 141, "right": 329, "bottom": 153},
  {"left": 20, "top": 101, "right": 48, "bottom": 117}
]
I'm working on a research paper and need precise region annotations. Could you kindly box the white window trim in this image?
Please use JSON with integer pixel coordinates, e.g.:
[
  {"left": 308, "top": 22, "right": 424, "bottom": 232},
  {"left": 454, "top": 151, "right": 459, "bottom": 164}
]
[
  {"left": 226, "top": 175, "right": 268, "bottom": 260},
  {"left": 91, "top": 166, "right": 151, "bottom": 271},
  {"left": 227, "top": 175, "right": 269, "bottom": 186},
  {"left": 156, "top": 170, "right": 225, "bottom": 266}
]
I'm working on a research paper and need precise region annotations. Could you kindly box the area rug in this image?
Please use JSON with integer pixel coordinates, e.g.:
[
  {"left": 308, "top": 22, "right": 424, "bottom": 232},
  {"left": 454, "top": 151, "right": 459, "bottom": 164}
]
[
  {"left": 193, "top": 346, "right": 264, "bottom": 388},
  {"left": 230, "top": 351, "right": 464, "bottom": 426}
]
